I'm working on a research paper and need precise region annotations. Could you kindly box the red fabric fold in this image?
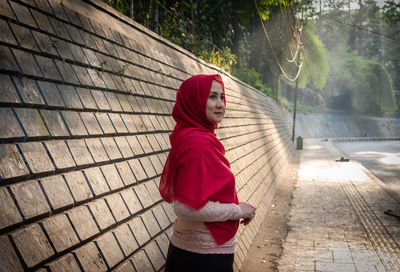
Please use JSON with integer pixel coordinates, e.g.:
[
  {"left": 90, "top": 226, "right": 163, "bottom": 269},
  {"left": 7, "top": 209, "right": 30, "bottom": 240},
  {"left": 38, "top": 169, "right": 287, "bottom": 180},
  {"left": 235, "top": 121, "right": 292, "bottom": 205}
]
[{"left": 159, "top": 74, "right": 239, "bottom": 245}]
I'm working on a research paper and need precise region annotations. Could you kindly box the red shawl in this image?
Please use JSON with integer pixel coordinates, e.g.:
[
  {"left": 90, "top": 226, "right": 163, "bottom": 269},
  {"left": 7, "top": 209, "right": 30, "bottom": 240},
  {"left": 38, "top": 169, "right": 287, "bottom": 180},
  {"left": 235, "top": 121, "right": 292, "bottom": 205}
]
[{"left": 159, "top": 74, "right": 239, "bottom": 245}]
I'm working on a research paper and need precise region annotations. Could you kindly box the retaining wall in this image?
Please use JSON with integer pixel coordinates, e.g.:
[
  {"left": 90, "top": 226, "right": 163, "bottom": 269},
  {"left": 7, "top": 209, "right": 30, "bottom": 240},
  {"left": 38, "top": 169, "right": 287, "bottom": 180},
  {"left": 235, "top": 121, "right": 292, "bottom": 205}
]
[
  {"left": 294, "top": 113, "right": 400, "bottom": 138},
  {"left": 0, "top": 0, "right": 295, "bottom": 271}
]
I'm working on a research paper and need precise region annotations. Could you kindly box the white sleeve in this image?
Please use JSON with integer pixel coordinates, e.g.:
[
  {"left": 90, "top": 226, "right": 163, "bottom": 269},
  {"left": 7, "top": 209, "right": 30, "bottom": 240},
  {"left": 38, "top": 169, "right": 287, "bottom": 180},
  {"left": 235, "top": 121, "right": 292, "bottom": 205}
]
[{"left": 174, "top": 200, "right": 243, "bottom": 222}]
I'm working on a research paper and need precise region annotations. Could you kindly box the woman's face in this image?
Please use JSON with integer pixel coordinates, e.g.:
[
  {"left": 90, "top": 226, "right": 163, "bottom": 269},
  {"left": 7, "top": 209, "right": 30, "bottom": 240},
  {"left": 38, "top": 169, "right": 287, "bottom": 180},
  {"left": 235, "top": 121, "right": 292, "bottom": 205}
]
[{"left": 206, "top": 80, "right": 225, "bottom": 124}]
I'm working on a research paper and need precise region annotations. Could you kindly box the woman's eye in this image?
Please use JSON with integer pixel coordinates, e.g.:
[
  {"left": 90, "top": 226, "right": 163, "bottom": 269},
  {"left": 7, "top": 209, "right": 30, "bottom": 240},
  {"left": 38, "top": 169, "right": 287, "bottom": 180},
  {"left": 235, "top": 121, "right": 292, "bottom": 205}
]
[{"left": 209, "top": 95, "right": 216, "bottom": 99}]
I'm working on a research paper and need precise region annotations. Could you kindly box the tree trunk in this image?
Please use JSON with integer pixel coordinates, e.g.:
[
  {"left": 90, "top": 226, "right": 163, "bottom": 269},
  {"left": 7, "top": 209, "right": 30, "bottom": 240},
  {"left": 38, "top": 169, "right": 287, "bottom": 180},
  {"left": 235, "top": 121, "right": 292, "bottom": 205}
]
[
  {"left": 232, "top": 16, "right": 240, "bottom": 61},
  {"left": 154, "top": 0, "right": 159, "bottom": 34},
  {"left": 189, "top": 0, "right": 195, "bottom": 35},
  {"left": 249, "top": 18, "right": 266, "bottom": 72},
  {"left": 262, "top": 63, "right": 280, "bottom": 100},
  {"left": 129, "top": 0, "right": 134, "bottom": 19},
  {"left": 231, "top": 0, "right": 242, "bottom": 64}
]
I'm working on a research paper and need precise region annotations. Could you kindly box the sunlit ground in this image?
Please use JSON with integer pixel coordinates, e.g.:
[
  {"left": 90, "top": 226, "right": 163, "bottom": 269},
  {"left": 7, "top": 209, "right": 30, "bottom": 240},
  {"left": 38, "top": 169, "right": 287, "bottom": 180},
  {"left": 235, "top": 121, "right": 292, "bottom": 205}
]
[
  {"left": 354, "top": 151, "right": 400, "bottom": 165},
  {"left": 299, "top": 141, "right": 400, "bottom": 186},
  {"left": 298, "top": 158, "right": 369, "bottom": 183},
  {"left": 279, "top": 139, "right": 400, "bottom": 272},
  {"left": 335, "top": 141, "right": 400, "bottom": 195}
]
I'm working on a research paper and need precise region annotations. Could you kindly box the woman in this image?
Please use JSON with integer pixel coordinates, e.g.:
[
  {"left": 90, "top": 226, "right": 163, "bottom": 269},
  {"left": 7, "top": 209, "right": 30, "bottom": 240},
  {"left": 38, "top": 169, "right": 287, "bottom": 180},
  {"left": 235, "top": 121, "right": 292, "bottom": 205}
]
[{"left": 159, "top": 74, "right": 256, "bottom": 272}]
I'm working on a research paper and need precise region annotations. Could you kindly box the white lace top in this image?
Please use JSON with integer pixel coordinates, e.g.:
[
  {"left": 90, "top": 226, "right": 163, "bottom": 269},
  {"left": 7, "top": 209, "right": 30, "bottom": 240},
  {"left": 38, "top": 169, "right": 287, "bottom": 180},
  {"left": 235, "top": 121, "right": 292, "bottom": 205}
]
[{"left": 171, "top": 201, "right": 243, "bottom": 254}]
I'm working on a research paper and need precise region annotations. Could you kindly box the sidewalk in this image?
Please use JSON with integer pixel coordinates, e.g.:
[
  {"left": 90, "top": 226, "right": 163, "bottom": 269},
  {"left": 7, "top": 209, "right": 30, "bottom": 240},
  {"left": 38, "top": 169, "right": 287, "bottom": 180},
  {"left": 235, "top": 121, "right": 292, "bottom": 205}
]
[{"left": 276, "top": 138, "right": 400, "bottom": 272}]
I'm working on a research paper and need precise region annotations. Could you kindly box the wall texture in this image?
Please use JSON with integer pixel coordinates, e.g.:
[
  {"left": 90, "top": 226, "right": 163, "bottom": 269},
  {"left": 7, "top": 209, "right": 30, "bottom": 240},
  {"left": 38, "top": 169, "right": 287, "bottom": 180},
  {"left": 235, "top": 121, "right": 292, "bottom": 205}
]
[{"left": 0, "top": 0, "right": 295, "bottom": 271}]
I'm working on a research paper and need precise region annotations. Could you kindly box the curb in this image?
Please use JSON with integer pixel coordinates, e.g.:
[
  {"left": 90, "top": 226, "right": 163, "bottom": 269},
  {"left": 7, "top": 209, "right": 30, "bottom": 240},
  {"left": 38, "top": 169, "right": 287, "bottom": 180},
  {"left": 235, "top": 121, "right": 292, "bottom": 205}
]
[{"left": 332, "top": 137, "right": 400, "bottom": 142}]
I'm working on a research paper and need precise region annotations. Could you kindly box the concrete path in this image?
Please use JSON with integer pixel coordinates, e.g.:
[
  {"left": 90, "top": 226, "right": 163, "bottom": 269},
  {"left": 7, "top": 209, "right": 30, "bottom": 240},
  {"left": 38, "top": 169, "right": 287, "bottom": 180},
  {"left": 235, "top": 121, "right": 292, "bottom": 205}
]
[{"left": 277, "top": 139, "right": 400, "bottom": 272}]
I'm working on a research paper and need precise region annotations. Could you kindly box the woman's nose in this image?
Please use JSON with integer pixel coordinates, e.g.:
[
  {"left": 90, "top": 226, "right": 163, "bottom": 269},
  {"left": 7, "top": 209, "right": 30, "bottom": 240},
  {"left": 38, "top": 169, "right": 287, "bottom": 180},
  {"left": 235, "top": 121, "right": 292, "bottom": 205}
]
[{"left": 216, "top": 98, "right": 224, "bottom": 107}]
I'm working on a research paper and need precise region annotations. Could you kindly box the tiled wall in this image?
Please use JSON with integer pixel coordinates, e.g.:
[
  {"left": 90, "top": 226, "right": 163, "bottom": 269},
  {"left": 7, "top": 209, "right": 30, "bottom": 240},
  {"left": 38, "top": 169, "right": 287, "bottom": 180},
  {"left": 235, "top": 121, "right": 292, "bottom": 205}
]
[{"left": 0, "top": 0, "right": 294, "bottom": 271}]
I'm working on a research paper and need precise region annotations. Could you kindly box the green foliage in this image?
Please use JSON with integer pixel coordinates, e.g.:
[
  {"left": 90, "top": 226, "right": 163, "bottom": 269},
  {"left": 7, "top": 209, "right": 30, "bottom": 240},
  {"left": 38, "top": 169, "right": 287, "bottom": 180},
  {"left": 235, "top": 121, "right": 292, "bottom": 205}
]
[
  {"left": 280, "top": 95, "right": 326, "bottom": 113},
  {"left": 382, "top": 0, "right": 400, "bottom": 112},
  {"left": 197, "top": 47, "right": 237, "bottom": 73},
  {"left": 383, "top": 0, "right": 400, "bottom": 23},
  {"left": 314, "top": 0, "right": 400, "bottom": 115},
  {"left": 231, "top": 63, "right": 272, "bottom": 96},
  {"left": 102, "top": 0, "right": 312, "bottom": 103},
  {"left": 299, "top": 23, "right": 328, "bottom": 89},
  {"left": 341, "top": 54, "right": 395, "bottom": 115},
  {"left": 257, "top": 0, "right": 294, "bottom": 20},
  {"left": 105, "top": 0, "right": 125, "bottom": 14},
  {"left": 282, "top": 22, "right": 328, "bottom": 89}
]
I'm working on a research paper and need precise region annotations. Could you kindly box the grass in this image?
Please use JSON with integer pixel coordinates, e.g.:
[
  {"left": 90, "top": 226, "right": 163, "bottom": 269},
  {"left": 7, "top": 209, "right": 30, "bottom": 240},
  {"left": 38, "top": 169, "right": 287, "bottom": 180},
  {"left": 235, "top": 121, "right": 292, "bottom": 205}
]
[{"left": 279, "top": 96, "right": 327, "bottom": 114}]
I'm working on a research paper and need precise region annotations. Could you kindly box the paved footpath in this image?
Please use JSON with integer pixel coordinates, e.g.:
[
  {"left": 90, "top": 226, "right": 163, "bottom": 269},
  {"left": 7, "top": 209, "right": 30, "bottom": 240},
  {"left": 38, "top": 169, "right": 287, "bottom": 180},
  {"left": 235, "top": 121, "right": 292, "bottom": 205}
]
[{"left": 277, "top": 138, "right": 400, "bottom": 272}]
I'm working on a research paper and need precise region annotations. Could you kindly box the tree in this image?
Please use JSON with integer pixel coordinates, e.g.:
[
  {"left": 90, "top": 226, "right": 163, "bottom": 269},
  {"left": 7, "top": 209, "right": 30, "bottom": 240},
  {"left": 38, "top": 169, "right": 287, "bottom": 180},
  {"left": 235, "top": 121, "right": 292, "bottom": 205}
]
[
  {"left": 315, "top": 0, "right": 398, "bottom": 115},
  {"left": 103, "top": 0, "right": 323, "bottom": 100},
  {"left": 382, "top": 0, "right": 400, "bottom": 112},
  {"left": 290, "top": 22, "right": 328, "bottom": 90},
  {"left": 342, "top": 54, "right": 395, "bottom": 114}
]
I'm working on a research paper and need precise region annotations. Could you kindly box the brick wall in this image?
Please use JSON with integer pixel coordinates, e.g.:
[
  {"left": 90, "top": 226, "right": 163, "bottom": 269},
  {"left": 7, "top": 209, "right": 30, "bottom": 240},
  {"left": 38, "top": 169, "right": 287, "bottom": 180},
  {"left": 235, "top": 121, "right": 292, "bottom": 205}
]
[{"left": 0, "top": 0, "right": 295, "bottom": 271}]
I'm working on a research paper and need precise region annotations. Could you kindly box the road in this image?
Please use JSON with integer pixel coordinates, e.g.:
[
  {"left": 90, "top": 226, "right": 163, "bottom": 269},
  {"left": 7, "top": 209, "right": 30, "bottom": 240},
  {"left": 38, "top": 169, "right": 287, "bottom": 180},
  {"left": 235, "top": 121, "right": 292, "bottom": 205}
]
[{"left": 334, "top": 140, "right": 400, "bottom": 196}]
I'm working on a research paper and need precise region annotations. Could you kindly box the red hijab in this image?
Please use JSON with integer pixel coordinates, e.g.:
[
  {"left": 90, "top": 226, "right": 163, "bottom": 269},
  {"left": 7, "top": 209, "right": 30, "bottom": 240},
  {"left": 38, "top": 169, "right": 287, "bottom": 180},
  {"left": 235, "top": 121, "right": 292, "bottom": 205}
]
[{"left": 159, "top": 74, "right": 239, "bottom": 245}]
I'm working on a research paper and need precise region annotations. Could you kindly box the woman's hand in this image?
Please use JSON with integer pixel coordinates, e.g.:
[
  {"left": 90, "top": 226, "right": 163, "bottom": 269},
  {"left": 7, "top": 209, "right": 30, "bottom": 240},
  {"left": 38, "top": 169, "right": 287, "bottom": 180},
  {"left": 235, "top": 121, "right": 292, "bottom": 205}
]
[{"left": 238, "top": 202, "right": 256, "bottom": 226}]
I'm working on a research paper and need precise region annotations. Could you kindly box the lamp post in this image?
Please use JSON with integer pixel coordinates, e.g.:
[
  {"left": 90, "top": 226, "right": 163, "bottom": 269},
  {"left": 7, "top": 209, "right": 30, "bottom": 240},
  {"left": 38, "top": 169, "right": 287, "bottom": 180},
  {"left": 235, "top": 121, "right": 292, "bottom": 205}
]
[
  {"left": 292, "top": 50, "right": 301, "bottom": 142},
  {"left": 291, "top": 73, "right": 298, "bottom": 142}
]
